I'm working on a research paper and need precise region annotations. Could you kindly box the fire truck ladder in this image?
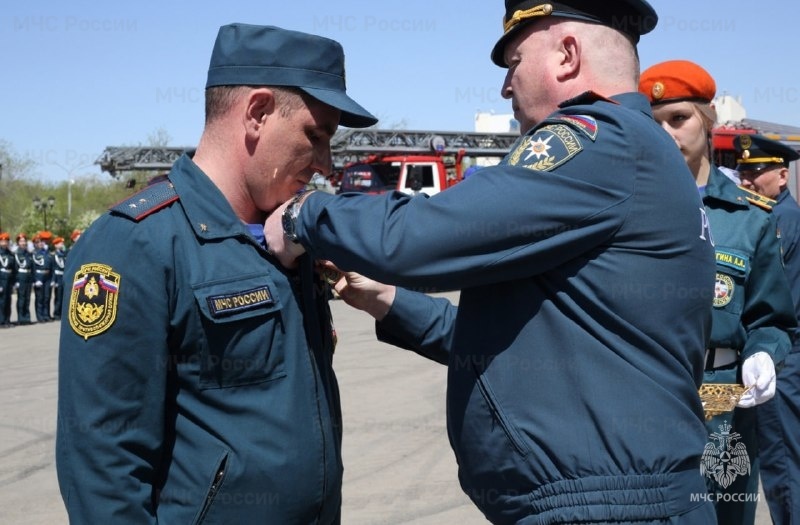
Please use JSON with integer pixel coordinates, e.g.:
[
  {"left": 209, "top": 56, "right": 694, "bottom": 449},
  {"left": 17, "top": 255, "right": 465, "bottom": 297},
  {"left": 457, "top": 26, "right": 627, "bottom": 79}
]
[
  {"left": 330, "top": 128, "right": 519, "bottom": 167},
  {"left": 95, "top": 130, "right": 519, "bottom": 176}
]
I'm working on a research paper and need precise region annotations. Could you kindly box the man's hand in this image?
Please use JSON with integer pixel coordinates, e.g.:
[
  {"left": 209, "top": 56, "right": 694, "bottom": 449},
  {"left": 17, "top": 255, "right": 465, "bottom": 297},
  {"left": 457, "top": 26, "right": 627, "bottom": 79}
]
[
  {"left": 318, "top": 261, "right": 395, "bottom": 321},
  {"left": 737, "top": 352, "right": 776, "bottom": 407},
  {"left": 264, "top": 198, "right": 307, "bottom": 269}
]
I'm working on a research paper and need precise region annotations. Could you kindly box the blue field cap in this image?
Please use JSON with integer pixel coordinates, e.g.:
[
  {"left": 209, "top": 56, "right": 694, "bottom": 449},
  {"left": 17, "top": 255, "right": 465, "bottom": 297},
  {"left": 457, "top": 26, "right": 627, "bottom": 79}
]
[{"left": 207, "top": 23, "right": 378, "bottom": 128}]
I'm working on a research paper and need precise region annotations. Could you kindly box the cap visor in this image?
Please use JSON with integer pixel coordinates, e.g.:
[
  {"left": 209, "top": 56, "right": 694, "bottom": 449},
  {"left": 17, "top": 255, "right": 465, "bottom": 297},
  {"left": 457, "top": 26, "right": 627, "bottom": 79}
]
[{"left": 300, "top": 87, "right": 378, "bottom": 128}]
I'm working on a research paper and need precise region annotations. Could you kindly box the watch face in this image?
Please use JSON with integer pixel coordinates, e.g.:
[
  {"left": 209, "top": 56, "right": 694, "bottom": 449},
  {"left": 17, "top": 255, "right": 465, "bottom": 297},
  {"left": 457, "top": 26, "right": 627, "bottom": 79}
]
[{"left": 282, "top": 207, "right": 298, "bottom": 242}]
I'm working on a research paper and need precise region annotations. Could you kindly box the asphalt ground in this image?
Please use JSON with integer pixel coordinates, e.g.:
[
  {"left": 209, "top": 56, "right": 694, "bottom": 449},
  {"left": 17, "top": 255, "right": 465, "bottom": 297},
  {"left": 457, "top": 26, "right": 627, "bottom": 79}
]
[{"left": 0, "top": 293, "right": 773, "bottom": 524}]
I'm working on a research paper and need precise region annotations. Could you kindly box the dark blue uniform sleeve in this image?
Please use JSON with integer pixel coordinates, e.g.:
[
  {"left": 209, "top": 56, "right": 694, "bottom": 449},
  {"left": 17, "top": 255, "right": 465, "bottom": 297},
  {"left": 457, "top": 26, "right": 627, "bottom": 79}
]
[
  {"left": 57, "top": 215, "right": 169, "bottom": 523},
  {"left": 775, "top": 196, "right": 800, "bottom": 343},
  {"left": 297, "top": 144, "right": 631, "bottom": 291},
  {"left": 741, "top": 213, "right": 795, "bottom": 364},
  {"left": 375, "top": 287, "right": 457, "bottom": 365}
]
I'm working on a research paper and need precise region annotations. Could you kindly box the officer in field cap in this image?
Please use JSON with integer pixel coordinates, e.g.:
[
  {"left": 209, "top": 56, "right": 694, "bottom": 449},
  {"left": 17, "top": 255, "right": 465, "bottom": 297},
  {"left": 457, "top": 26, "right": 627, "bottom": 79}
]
[
  {"left": 736, "top": 133, "right": 800, "bottom": 525},
  {"left": 491, "top": 0, "right": 658, "bottom": 66},
  {"left": 57, "top": 22, "right": 374, "bottom": 524}
]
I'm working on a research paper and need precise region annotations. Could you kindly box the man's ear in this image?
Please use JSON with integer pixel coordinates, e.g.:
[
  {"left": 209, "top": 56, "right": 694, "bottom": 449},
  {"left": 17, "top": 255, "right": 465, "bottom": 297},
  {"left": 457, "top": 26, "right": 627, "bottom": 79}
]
[
  {"left": 779, "top": 166, "right": 790, "bottom": 189},
  {"left": 244, "top": 88, "right": 276, "bottom": 136},
  {"left": 557, "top": 34, "right": 580, "bottom": 81}
]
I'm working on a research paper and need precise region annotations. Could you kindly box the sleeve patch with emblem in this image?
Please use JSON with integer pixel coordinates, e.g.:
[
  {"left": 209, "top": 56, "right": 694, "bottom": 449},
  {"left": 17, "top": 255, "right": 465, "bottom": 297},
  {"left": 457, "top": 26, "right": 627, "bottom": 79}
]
[
  {"left": 69, "top": 263, "right": 120, "bottom": 340},
  {"left": 506, "top": 124, "right": 584, "bottom": 172}
]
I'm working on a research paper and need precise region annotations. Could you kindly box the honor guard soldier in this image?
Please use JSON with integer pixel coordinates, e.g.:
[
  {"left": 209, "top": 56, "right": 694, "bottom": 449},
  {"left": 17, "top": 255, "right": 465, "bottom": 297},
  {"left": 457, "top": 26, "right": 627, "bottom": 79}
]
[
  {"left": 640, "top": 60, "right": 796, "bottom": 525},
  {"left": 33, "top": 231, "right": 54, "bottom": 322},
  {"left": 266, "top": 2, "right": 719, "bottom": 522},
  {"left": 56, "top": 24, "right": 377, "bottom": 523},
  {"left": 735, "top": 134, "right": 800, "bottom": 525},
  {"left": 13, "top": 233, "right": 34, "bottom": 325},
  {"left": 0, "top": 232, "right": 14, "bottom": 327},
  {"left": 51, "top": 236, "right": 67, "bottom": 320}
]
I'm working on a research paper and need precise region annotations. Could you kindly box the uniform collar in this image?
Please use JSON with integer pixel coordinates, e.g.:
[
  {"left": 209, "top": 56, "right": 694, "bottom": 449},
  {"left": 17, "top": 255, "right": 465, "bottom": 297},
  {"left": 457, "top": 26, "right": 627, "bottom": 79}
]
[
  {"left": 777, "top": 188, "right": 795, "bottom": 205},
  {"left": 169, "top": 154, "right": 254, "bottom": 243},
  {"left": 703, "top": 165, "right": 751, "bottom": 208}
]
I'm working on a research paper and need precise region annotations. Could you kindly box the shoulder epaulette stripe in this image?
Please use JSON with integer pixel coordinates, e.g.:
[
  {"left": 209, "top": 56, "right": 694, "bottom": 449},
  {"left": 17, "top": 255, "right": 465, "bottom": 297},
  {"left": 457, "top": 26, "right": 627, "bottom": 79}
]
[
  {"left": 745, "top": 196, "right": 773, "bottom": 211},
  {"left": 737, "top": 186, "right": 776, "bottom": 211},
  {"left": 109, "top": 181, "right": 179, "bottom": 221}
]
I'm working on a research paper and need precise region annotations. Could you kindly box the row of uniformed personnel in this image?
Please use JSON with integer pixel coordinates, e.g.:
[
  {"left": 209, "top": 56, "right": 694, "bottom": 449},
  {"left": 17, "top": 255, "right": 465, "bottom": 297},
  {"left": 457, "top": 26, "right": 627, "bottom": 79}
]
[{"left": 0, "top": 229, "right": 80, "bottom": 327}]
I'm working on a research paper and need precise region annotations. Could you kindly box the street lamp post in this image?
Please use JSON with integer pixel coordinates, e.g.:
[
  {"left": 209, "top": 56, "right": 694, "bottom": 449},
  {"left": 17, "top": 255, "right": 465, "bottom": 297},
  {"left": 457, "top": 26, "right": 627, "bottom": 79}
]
[{"left": 32, "top": 196, "right": 56, "bottom": 231}]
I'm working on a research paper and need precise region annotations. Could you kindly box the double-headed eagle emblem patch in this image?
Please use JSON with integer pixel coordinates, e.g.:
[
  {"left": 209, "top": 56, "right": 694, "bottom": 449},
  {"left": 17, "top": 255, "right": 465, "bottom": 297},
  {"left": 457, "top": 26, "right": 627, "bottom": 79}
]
[{"left": 68, "top": 263, "right": 120, "bottom": 340}]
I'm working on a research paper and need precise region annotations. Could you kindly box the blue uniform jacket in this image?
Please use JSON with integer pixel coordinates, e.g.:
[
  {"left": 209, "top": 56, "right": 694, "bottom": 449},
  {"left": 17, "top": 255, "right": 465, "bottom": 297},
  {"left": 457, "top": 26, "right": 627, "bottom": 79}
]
[
  {"left": 773, "top": 188, "right": 800, "bottom": 347},
  {"left": 296, "top": 93, "right": 716, "bottom": 523},
  {"left": 703, "top": 168, "right": 795, "bottom": 363},
  {"left": 57, "top": 155, "right": 343, "bottom": 524},
  {"left": 33, "top": 247, "right": 53, "bottom": 285}
]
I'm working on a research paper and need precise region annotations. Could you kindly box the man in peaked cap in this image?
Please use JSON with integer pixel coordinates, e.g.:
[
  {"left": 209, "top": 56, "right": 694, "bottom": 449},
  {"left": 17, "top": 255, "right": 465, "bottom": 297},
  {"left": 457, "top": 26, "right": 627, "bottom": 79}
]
[
  {"left": 736, "top": 134, "right": 800, "bottom": 524},
  {"left": 57, "top": 23, "right": 376, "bottom": 523},
  {"left": 490, "top": 0, "right": 658, "bottom": 66},
  {"left": 265, "top": 1, "right": 717, "bottom": 523}
]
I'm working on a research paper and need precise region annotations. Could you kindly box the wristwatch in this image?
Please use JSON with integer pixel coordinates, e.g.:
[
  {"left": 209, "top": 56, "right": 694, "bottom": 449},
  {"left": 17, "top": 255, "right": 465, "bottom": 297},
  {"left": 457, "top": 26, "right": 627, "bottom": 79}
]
[{"left": 281, "top": 192, "right": 306, "bottom": 244}]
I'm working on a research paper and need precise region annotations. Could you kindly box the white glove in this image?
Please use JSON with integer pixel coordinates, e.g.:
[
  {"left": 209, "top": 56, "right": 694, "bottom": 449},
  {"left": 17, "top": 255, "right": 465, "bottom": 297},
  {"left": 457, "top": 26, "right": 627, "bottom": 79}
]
[
  {"left": 34, "top": 281, "right": 42, "bottom": 288},
  {"left": 14, "top": 282, "right": 19, "bottom": 290},
  {"left": 737, "top": 352, "right": 776, "bottom": 407}
]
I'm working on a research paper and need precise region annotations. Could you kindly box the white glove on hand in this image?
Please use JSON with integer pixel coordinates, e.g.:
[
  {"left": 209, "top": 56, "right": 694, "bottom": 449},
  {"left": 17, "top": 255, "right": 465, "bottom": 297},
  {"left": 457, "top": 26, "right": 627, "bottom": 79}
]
[
  {"left": 34, "top": 281, "right": 42, "bottom": 288},
  {"left": 14, "top": 282, "right": 19, "bottom": 290},
  {"left": 737, "top": 352, "right": 776, "bottom": 408}
]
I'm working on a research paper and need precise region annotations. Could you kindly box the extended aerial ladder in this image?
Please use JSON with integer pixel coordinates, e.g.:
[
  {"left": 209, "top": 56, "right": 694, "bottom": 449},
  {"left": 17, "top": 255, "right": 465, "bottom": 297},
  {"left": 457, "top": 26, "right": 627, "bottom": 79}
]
[{"left": 95, "top": 129, "right": 520, "bottom": 177}]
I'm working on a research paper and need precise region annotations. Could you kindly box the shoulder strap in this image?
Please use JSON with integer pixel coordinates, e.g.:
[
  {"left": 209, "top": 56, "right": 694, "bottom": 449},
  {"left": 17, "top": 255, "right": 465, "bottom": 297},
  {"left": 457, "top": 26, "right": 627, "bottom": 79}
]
[
  {"left": 737, "top": 186, "right": 776, "bottom": 212},
  {"left": 109, "top": 180, "right": 179, "bottom": 221}
]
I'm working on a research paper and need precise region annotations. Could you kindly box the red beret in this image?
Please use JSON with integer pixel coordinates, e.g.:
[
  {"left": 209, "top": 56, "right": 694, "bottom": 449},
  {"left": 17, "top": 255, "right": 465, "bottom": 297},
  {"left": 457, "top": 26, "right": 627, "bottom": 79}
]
[
  {"left": 71, "top": 229, "right": 81, "bottom": 241},
  {"left": 53, "top": 236, "right": 65, "bottom": 245},
  {"left": 16, "top": 233, "right": 27, "bottom": 242},
  {"left": 38, "top": 230, "right": 53, "bottom": 241},
  {"left": 0, "top": 232, "right": 9, "bottom": 241},
  {"left": 639, "top": 60, "right": 716, "bottom": 105}
]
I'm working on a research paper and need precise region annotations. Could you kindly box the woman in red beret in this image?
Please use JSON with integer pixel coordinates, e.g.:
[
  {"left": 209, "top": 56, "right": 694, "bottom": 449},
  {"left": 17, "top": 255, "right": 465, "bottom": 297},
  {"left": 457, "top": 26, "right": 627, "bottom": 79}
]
[{"left": 640, "top": 60, "right": 796, "bottom": 525}]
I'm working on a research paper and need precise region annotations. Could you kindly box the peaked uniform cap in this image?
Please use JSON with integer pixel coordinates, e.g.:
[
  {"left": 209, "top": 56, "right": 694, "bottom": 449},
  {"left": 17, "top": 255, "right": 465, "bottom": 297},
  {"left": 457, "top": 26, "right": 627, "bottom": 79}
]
[
  {"left": 734, "top": 134, "right": 800, "bottom": 171},
  {"left": 491, "top": 0, "right": 658, "bottom": 67},
  {"left": 206, "top": 23, "right": 377, "bottom": 128}
]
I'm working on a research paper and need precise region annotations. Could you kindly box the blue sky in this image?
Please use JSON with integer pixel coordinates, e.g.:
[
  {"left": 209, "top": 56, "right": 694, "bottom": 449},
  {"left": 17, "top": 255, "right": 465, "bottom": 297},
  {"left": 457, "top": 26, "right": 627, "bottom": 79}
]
[{"left": 2, "top": 0, "right": 799, "bottom": 183}]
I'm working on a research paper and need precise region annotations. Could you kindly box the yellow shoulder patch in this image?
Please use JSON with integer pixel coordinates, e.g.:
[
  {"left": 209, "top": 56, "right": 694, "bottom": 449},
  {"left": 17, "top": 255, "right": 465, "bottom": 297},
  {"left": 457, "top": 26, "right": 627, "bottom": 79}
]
[
  {"left": 738, "top": 186, "right": 776, "bottom": 211},
  {"left": 68, "top": 263, "right": 121, "bottom": 340}
]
